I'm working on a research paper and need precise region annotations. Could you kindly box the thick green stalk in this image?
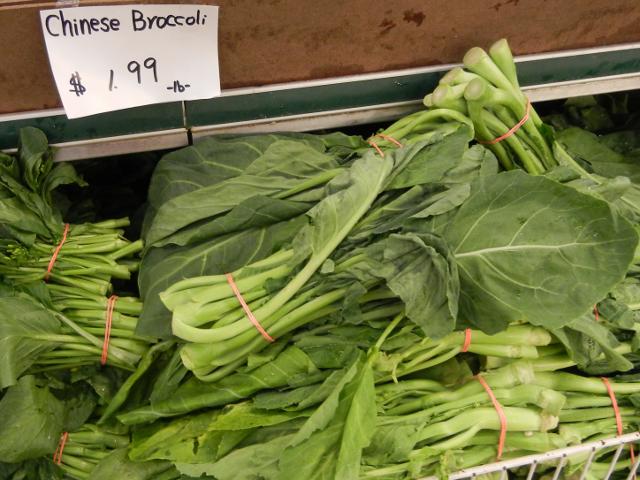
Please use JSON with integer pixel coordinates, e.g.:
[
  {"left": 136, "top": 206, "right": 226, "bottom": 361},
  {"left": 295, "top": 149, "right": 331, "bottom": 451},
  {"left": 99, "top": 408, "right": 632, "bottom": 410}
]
[
  {"left": 535, "top": 371, "right": 640, "bottom": 394},
  {"left": 379, "top": 362, "right": 535, "bottom": 418},
  {"left": 416, "top": 407, "right": 557, "bottom": 443}
]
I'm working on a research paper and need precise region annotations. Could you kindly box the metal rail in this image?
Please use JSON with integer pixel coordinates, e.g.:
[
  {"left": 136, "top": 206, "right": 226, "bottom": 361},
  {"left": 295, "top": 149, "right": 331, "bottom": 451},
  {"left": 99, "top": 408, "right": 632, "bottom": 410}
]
[
  {"left": 2, "top": 42, "right": 640, "bottom": 160},
  {"left": 420, "top": 432, "right": 640, "bottom": 480}
]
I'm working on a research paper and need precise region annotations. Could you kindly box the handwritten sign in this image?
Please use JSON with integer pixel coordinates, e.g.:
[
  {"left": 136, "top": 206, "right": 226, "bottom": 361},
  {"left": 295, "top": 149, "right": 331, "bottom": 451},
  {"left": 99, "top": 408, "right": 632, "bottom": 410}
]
[{"left": 40, "top": 5, "right": 220, "bottom": 119}]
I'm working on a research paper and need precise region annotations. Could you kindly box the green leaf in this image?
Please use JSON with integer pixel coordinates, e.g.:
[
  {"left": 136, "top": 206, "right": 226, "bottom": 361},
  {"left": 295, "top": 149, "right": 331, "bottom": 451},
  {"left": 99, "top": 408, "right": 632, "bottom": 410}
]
[
  {"left": 362, "top": 233, "right": 459, "bottom": 338},
  {"left": 91, "top": 448, "right": 177, "bottom": 480},
  {"left": 0, "top": 458, "right": 64, "bottom": 480},
  {"left": 278, "top": 353, "right": 377, "bottom": 480},
  {"left": 156, "top": 195, "right": 311, "bottom": 248},
  {"left": 146, "top": 133, "right": 330, "bottom": 211},
  {"left": 0, "top": 295, "right": 61, "bottom": 388},
  {"left": 118, "top": 346, "right": 319, "bottom": 424},
  {"left": 445, "top": 170, "right": 638, "bottom": 333},
  {"left": 18, "top": 127, "right": 52, "bottom": 193},
  {"left": 387, "top": 126, "right": 473, "bottom": 189},
  {"left": 99, "top": 341, "right": 175, "bottom": 423},
  {"left": 0, "top": 376, "right": 64, "bottom": 463},
  {"left": 175, "top": 434, "right": 291, "bottom": 480},
  {"left": 554, "top": 321, "right": 632, "bottom": 374},
  {"left": 412, "top": 184, "right": 471, "bottom": 219},
  {"left": 557, "top": 127, "right": 640, "bottom": 183},
  {"left": 145, "top": 138, "right": 341, "bottom": 248},
  {"left": 0, "top": 197, "right": 50, "bottom": 238},
  {"left": 41, "top": 162, "right": 87, "bottom": 203}
]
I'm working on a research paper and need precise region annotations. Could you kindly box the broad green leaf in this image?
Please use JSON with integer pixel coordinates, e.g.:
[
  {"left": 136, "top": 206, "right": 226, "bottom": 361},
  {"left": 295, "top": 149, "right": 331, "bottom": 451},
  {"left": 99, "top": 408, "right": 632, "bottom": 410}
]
[
  {"left": 553, "top": 314, "right": 632, "bottom": 374},
  {"left": 412, "top": 184, "right": 471, "bottom": 218},
  {"left": 387, "top": 126, "right": 473, "bottom": 189},
  {"left": 129, "top": 410, "right": 224, "bottom": 462},
  {"left": 354, "top": 233, "right": 459, "bottom": 338},
  {"left": 288, "top": 355, "right": 361, "bottom": 447},
  {"left": 0, "top": 197, "right": 50, "bottom": 238},
  {"left": 149, "top": 345, "right": 189, "bottom": 404},
  {"left": 601, "top": 130, "right": 640, "bottom": 155},
  {"left": 18, "top": 127, "right": 51, "bottom": 193},
  {"left": 147, "top": 133, "right": 330, "bottom": 211},
  {"left": 0, "top": 376, "right": 64, "bottom": 463},
  {"left": 91, "top": 448, "right": 177, "bottom": 480},
  {"left": 445, "top": 170, "right": 638, "bottom": 333},
  {"left": 175, "top": 434, "right": 291, "bottom": 480},
  {"left": 334, "top": 361, "right": 376, "bottom": 479},
  {"left": 349, "top": 186, "right": 433, "bottom": 241},
  {"left": 130, "top": 405, "right": 306, "bottom": 464},
  {"left": 0, "top": 458, "right": 64, "bottom": 480},
  {"left": 156, "top": 195, "right": 311, "bottom": 248},
  {"left": 289, "top": 146, "right": 395, "bottom": 267},
  {"left": 278, "top": 353, "right": 377, "bottom": 480},
  {"left": 557, "top": 127, "right": 640, "bottom": 183},
  {"left": 0, "top": 152, "right": 20, "bottom": 182},
  {"left": 0, "top": 296, "right": 61, "bottom": 388},
  {"left": 118, "top": 346, "right": 319, "bottom": 424},
  {"left": 99, "top": 341, "right": 175, "bottom": 423},
  {"left": 145, "top": 139, "right": 341, "bottom": 247},
  {"left": 41, "top": 162, "right": 87, "bottom": 203}
]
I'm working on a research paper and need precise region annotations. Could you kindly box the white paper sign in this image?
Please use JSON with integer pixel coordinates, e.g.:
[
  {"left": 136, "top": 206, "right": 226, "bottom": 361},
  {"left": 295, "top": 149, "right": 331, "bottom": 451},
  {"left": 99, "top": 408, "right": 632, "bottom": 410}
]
[{"left": 40, "top": 5, "right": 220, "bottom": 119}]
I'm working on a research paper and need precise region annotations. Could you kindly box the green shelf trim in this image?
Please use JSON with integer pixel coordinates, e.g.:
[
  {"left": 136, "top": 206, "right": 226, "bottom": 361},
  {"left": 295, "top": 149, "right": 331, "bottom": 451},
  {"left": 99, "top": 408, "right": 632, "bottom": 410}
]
[
  {"left": 0, "top": 102, "right": 184, "bottom": 150},
  {"left": 1, "top": 46, "right": 639, "bottom": 150},
  {"left": 186, "top": 46, "right": 640, "bottom": 126}
]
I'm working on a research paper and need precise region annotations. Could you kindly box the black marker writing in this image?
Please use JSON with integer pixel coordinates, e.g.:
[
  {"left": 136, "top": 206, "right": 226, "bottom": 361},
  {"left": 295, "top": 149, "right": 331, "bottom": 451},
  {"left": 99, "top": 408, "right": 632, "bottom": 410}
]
[
  {"left": 45, "top": 10, "right": 120, "bottom": 37},
  {"left": 131, "top": 9, "right": 206, "bottom": 31}
]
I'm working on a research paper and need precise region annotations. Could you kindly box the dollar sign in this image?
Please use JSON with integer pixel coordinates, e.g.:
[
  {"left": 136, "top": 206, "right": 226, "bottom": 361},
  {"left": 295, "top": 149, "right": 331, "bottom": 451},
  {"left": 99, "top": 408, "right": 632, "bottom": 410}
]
[{"left": 69, "top": 72, "right": 86, "bottom": 96}]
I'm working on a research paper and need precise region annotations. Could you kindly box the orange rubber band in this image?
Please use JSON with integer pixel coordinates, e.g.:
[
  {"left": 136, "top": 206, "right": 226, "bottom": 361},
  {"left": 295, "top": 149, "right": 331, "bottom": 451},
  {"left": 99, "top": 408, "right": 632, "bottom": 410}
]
[
  {"left": 374, "top": 133, "right": 403, "bottom": 147},
  {"left": 101, "top": 295, "right": 118, "bottom": 365},
  {"left": 602, "top": 377, "right": 636, "bottom": 473},
  {"left": 367, "top": 140, "right": 385, "bottom": 158},
  {"left": 476, "top": 375, "right": 507, "bottom": 459},
  {"left": 53, "top": 431, "right": 69, "bottom": 464},
  {"left": 461, "top": 328, "right": 472, "bottom": 353},
  {"left": 226, "top": 273, "right": 275, "bottom": 343},
  {"left": 594, "top": 304, "right": 600, "bottom": 322},
  {"left": 478, "top": 100, "right": 531, "bottom": 145},
  {"left": 44, "top": 223, "right": 69, "bottom": 281}
]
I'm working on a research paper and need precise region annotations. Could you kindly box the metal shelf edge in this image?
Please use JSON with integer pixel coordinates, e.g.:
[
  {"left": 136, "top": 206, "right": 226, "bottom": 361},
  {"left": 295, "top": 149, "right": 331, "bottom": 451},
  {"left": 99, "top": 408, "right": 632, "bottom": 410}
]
[{"left": 44, "top": 128, "right": 187, "bottom": 162}]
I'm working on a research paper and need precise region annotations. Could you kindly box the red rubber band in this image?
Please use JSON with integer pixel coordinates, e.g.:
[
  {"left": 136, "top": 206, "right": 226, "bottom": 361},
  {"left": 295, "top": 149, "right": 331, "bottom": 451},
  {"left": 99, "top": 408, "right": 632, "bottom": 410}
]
[
  {"left": 44, "top": 223, "right": 69, "bottom": 281},
  {"left": 602, "top": 377, "right": 636, "bottom": 474},
  {"left": 461, "top": 328, "right": 472, "bottom": 353},
  {"left": 478, "top": 101, "right": 531, "bottom": 145},
  {"left": 601, "top": 377, "right": 623, "bottom": 435},
  {"left": 476, "top": 375, "right": 507, "bottom": 459},
  {"left": 374, "top": 133, "right": 403, "bottom": 147},
  {"left": 367, "top": 140, "right": 385, "bottom": 158},
  {"left": 594, "top": 304, "right": 600, "bottom": 322},
  {"left": 226, "top": 273, "right": 275, "bottom": 343},
  {"left": 101, "top": 295, "right": 118, "bottom": 365},
  {"left": 53, "top": 431, "right": 69, "bottom": 464}
]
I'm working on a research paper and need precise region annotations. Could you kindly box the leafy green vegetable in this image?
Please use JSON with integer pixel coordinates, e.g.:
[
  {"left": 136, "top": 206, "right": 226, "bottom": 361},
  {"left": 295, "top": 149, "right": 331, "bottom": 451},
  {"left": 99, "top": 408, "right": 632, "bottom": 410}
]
[
  {"left": 118, "top": 345, "right": 320, "bottom": 424},
  {"left": 138, "top": 217, "right": 306, "bottom": 337},
  {"left": 445, "top": 170, "right": 637, "bottom": 332},
  {"left": 0, "top": 292, "right": 61, "bottom": 388},
  {"left": 91, "top": 448, "right": 178, "bottom": 480},
  {"left": 0, "top": 376, "right": 64, "bottom": 463},
  {"left": 557, "top": 127, "right": 640, "bottom": 183}
]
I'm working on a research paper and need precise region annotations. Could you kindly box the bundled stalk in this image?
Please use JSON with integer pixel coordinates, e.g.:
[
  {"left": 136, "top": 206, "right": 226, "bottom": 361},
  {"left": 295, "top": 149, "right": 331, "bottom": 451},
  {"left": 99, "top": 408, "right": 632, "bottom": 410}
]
[
  {"left": 0, "top": 128, "right": 149, "bottom": 382},
  {"left": 54, "top": 424, "right": 129, "bottom": 480}
]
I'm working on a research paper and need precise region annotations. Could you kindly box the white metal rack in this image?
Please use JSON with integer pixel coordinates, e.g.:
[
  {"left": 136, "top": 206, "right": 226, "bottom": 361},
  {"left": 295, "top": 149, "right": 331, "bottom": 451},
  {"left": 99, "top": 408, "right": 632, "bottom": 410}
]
[{"left": 421, "top": 432, "right": 640, "bottom": 480}]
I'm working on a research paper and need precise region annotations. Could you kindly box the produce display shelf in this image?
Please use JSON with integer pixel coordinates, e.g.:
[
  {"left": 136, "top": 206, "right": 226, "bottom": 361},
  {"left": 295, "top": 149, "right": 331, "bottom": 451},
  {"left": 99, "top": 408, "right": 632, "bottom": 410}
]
[
  {"left": 423, "top": 432, "right": 640, "bottom": 480},
  {"left": 1, "top": 42, "right": 640, "bottom": 160}
]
